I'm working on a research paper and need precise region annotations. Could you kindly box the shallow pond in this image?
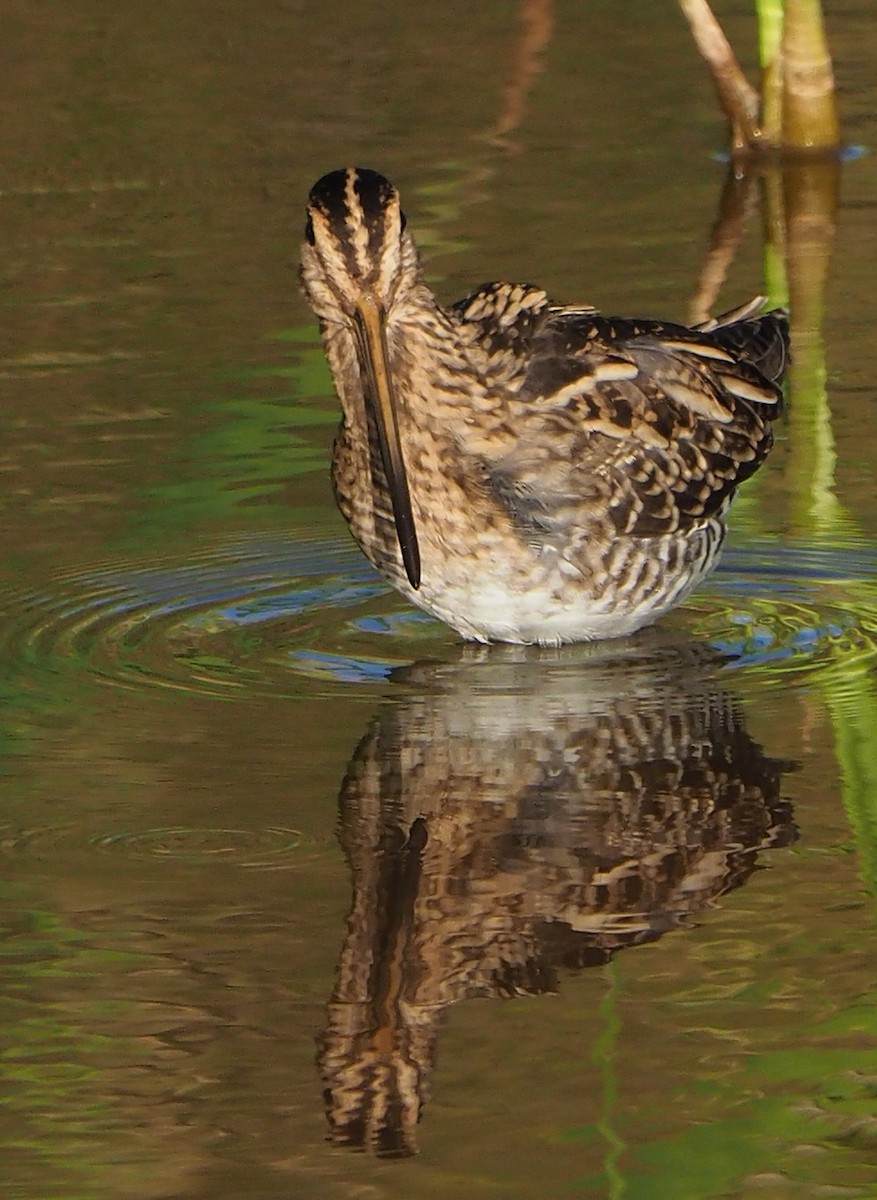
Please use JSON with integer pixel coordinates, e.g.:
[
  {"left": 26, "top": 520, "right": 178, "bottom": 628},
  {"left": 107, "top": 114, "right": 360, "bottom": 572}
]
[{"left": 2, "top": 2, "right": 877, "bottom": 1197}]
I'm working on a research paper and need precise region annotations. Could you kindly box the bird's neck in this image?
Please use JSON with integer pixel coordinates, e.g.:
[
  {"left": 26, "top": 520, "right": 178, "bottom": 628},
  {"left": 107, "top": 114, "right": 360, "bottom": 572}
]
[{"left": 322, "top": 285, "right": 470, "bottom": 430}]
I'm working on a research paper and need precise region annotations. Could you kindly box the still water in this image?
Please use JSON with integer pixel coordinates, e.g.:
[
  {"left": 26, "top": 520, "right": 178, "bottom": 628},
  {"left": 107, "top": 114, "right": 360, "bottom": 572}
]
[{"left": 2, "top": 2, "right": 877, "bottom": 1197}]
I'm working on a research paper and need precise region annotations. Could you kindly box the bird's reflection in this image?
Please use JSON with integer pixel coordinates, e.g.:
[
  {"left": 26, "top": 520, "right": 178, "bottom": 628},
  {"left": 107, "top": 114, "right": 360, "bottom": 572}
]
[{"left": 319, "top": 641, "right": 797, "bottom": 1156}]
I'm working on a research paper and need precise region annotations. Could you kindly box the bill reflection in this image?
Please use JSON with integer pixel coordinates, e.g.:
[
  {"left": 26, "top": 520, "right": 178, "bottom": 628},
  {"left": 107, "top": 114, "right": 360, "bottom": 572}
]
[{"left": 319, "top": 644, "right": 797, "bottom": 1156}]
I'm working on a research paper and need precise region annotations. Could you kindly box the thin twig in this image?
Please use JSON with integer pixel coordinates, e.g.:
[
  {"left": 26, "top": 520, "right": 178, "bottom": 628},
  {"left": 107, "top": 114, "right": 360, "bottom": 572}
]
[{"left": 677, "top": 0, "right": 762, "bottom": 150}]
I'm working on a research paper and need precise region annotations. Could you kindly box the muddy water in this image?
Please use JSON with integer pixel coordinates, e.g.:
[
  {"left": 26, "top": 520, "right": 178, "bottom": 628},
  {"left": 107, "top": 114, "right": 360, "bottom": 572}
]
[{"left": 2, "top": 2, "right": 877, "bottom": 1197}]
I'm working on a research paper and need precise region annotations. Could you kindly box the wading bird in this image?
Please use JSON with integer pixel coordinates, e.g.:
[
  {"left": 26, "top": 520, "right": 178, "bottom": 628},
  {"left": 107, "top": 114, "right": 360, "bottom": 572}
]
[{"left": 301, "top": 167, "right": 787, "bottom": 645}]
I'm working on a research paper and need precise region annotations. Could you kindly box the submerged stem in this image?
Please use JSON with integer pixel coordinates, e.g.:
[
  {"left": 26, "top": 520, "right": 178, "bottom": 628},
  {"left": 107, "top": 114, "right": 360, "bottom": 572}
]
[
  {"left": 757, "top": 0, "right": 786, "bottom": 144},
  {"left": 779, "top": 0, "right": 840, "bottom": 151},
  {"left": 677, "top": 0, "right": 761, "bottom": 150},
  {"left": 681, "top": 0, "right": 841, "bottom": 155}
]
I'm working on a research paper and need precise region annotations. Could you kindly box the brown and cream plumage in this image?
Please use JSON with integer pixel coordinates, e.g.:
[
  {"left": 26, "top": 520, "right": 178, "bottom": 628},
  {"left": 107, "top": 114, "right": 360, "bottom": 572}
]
[
  {"left": 300, "top": 167, "right": 788, "bottom": 644},
  {"left": 319, "top": 649, "right": 797, "bottom": 1154}
]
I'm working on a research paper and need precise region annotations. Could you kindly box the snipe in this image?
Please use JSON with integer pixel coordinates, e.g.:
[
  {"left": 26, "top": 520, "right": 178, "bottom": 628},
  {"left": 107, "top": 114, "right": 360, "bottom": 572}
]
[{"left": 301, "top": 167, "right": 787, "bottom": 645}]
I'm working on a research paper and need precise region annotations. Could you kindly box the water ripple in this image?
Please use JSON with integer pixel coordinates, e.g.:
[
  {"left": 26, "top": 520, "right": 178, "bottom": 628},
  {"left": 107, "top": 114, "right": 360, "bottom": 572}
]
[
  {"left": 88, "top": 826, "right": 313, "bottom": 868},
  {"left": 0, "top": 822, "right": 316, "bottom": 869},
  {"left": 700, "top": 541, "right": 877, "bottom": 686},
  {"left": 0, "top": 532, "right": 874, "bottom": 701},
  {"left": 0, "top": 533, "right": 434, "bottom": 700}
]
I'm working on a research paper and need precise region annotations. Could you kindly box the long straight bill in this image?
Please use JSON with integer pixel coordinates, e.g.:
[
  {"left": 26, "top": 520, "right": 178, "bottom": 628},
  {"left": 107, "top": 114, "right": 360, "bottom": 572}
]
[{"left": 353, "top": 296, "right": 422, "bottom": 589}]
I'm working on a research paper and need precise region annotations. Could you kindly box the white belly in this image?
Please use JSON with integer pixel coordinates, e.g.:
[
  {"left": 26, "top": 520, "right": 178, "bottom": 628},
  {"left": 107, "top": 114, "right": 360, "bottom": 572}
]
[{"left": 393, "top": 531, "right": 724, "bottom": 646}]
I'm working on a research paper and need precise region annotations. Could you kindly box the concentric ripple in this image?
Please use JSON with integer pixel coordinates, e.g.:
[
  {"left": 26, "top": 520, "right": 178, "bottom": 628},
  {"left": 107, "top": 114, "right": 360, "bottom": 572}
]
[
  {"left": 0, "top": 533, "right": 450, "bottom": 700},
  {"left": 0, "top": 532, "right": 874, "bottom": 700},
  {"left": 89, "top": 825, "right": 312, "bottom": 868},
  {"left": 0, "top": 823, "right": 319, "bottom": 869},
  {"left": 700, "top": 541, "right": 877, "bottom": 684}
]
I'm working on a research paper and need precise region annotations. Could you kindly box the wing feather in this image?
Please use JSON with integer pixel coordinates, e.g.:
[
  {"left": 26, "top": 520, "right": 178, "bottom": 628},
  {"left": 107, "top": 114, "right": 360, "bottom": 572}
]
[{"left": 481, "top": 304, "right": 786, "bottom": 541}]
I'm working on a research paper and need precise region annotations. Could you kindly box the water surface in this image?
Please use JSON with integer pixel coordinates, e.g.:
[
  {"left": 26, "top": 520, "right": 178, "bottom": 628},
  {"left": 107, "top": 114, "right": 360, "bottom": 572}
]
[{"left": 2, "top": 3, "right": 877, "bottom": 1197}]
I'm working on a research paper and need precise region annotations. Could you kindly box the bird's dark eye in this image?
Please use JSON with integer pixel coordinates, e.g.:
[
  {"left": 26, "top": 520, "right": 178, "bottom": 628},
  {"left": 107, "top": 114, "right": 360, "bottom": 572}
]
[{"left": 304, "top": 214, "right": 315, "bottom": 245}]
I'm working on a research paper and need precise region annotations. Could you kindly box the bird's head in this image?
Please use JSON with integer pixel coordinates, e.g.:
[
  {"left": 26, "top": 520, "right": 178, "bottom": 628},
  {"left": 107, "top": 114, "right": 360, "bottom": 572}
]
[
  {"left": 301, "top": 167, "right": 415, "bottom": 318},
  {"left": 301, "top": 168, "right": 421, "bottom": 590}
]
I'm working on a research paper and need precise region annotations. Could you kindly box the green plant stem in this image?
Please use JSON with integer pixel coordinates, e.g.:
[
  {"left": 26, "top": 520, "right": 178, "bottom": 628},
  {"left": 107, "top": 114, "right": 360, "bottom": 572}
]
[
  {"left": 780, "top": 0, "right": 840, "bottom": 150},
  {"left": 756, "top": 0, "right": 786, "bottom": 144}
]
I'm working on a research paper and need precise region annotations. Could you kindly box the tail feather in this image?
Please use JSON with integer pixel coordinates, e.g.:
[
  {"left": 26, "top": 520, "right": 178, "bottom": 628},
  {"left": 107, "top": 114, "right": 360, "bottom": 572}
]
[{"left": 697, "top": 299, "right": 789, "bottom": 386}]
